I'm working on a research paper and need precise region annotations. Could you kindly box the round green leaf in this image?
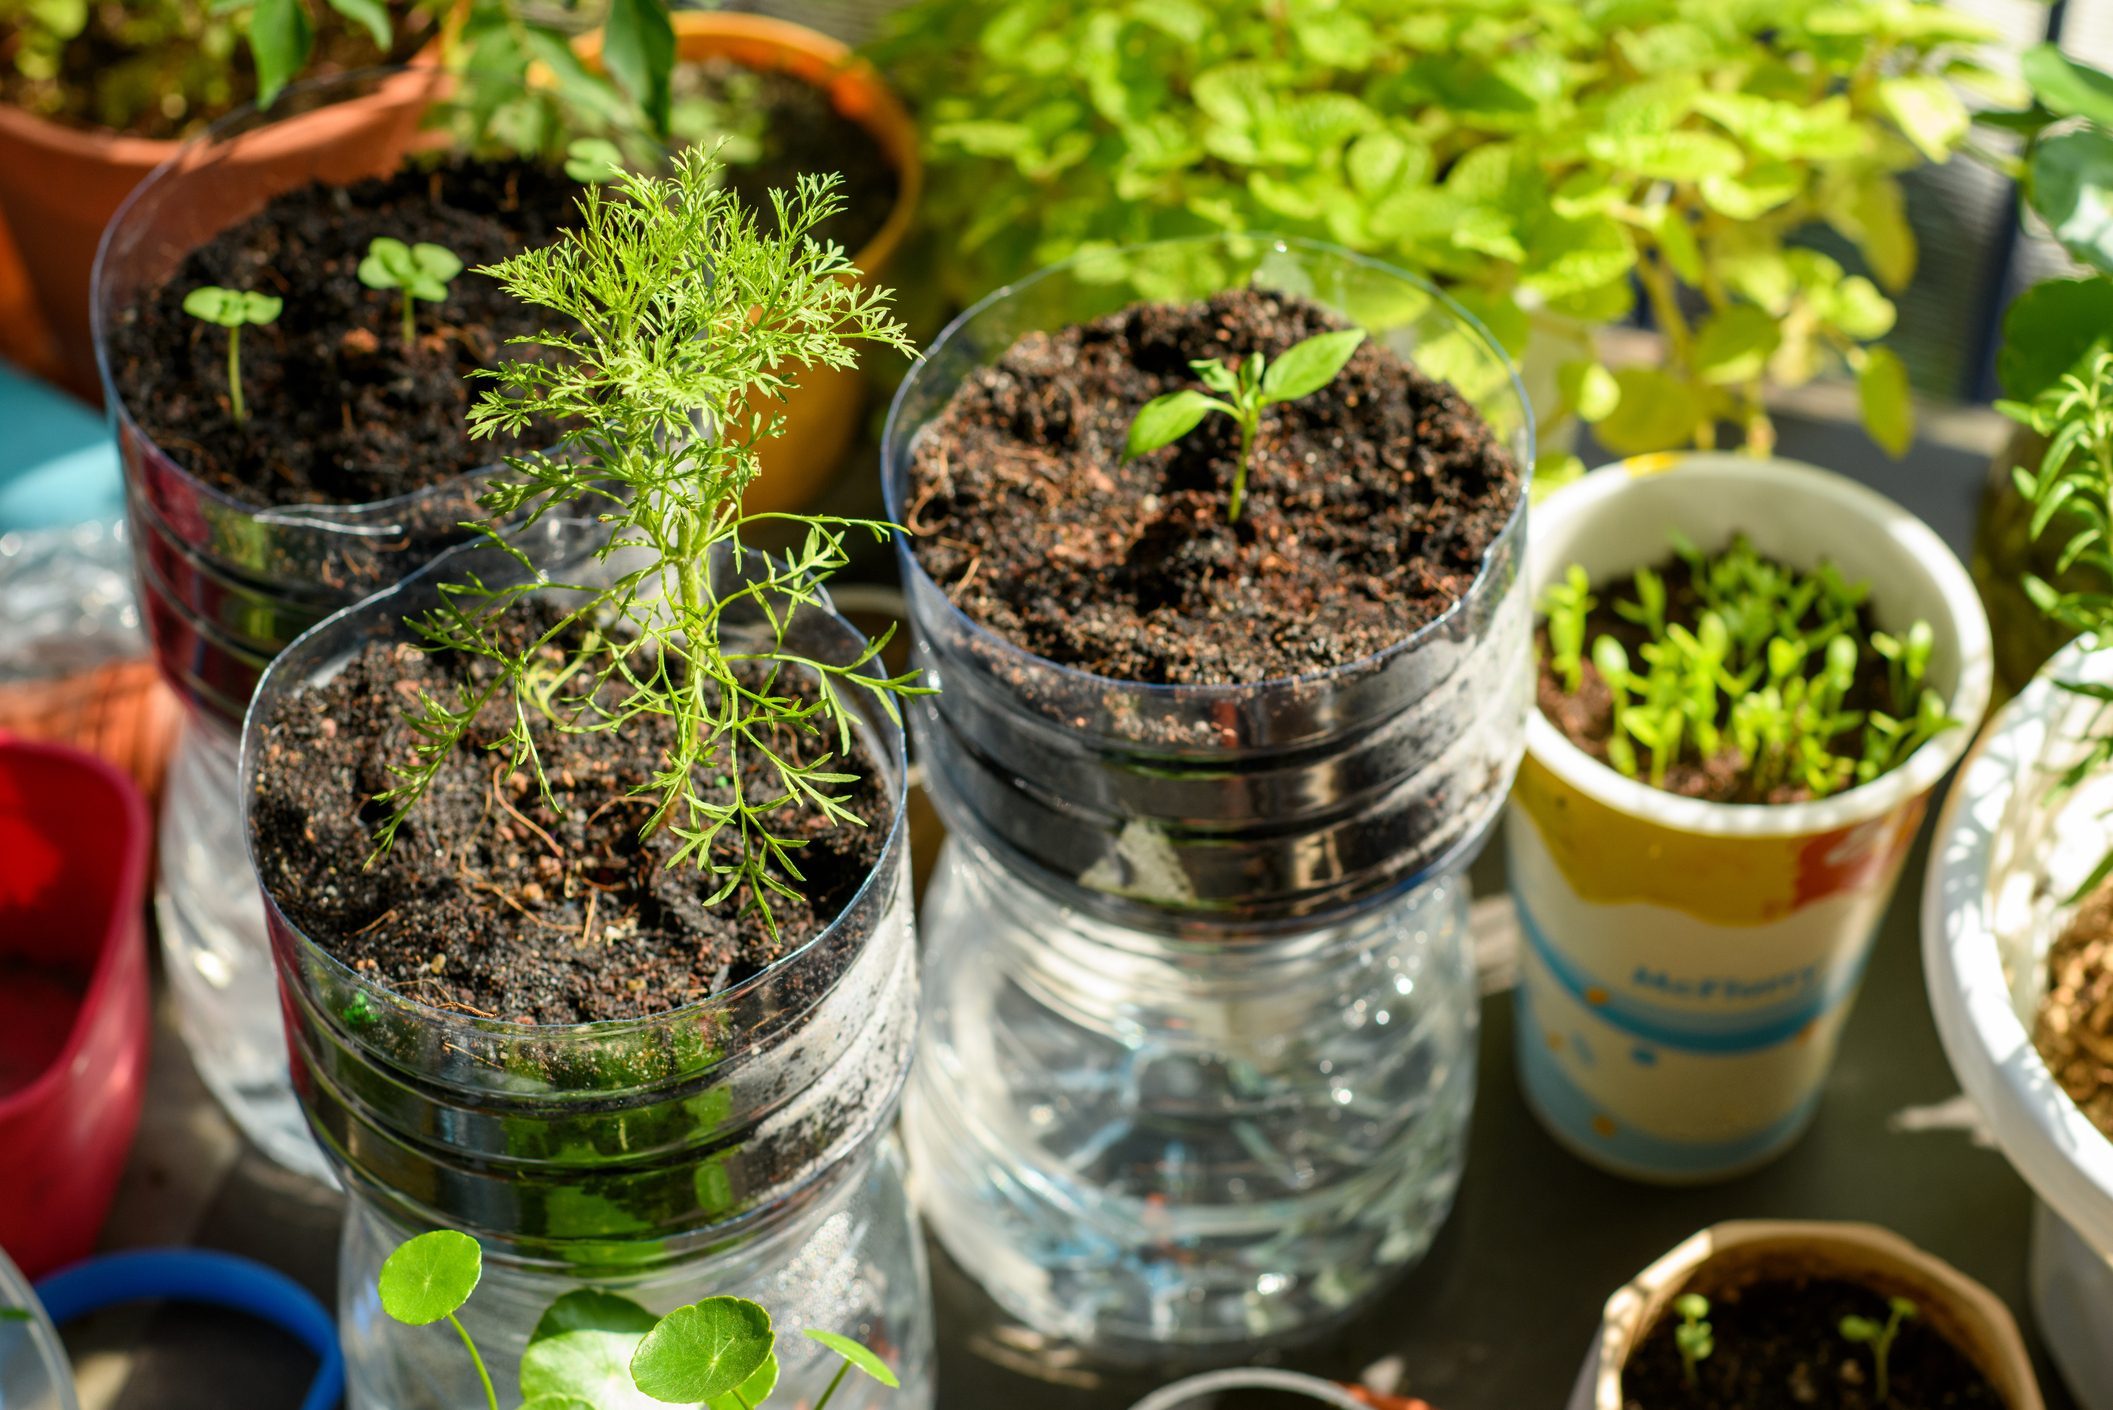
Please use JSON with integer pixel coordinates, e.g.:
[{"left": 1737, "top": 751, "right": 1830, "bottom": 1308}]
[
  {"left": 705, "top": 1351, "right": 779, "bottom": 1410},
  {"left": 522, "top": 1328, "right": 656, "bottom": 1408},
  {"left": 530, "top": 1290, "right": 660, "bottom": 1348},
  {"left": 2029, "top": 129, "right": 2113, "bottom": 276},
  {"left": 359, "top": 237, "right": 413, "bottom": 290},
  {"left": 1997, "top": 277, "right": 2113, "bottom": 399},
  {"left": 411, "top": 243, "right": 464, "bottom": 282},
  {"left": 377, "top": 1230, "right": 481, "bottom": 1326},
  {"left": 1858, "top": 345, "right": 1913, "bottom": 459},
  {"left": 1879, "top": 74, "right": 1971, "bottom": 164},
  {"left": 1125, "top": 389, "right": 1223, "bottom": 458},
  {"left": 1259, "top": 328, "right": 1366, "bottom": 403},
  {"left": 803, "top": 1330, "right": 900, "bottom": 1389},
  {"left": 182, "top": 287, "right": 244, "bottom": 327},
  {"left": 2021, "top": 44, "right": 2113, "bottom": 129},
  {"left": 241, "top": 292, "right": 284, "bottom": 326},
  {"left": 629, "top": 1297, "right": 775, "bottom": 1404},
  {"left": 1693, "top": 305, "right": 1782, "bottom": 385},
  {"left": 1592, "top": 367, "right": 1703, "bottom": 456}
]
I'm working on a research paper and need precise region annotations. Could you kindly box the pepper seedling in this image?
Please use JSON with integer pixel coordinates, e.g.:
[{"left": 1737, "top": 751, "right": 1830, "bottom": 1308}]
[
  {"left": 377, "top": 1229, "right": 901, "bottom": 1410},
  {"left": 1672, "top": 1292, "right": 1714, "bottom": 1389},
  {"left": 1840, "top": 1295, "right": 1917, "bottom": 1403},
  {"left": 182, "top": 286, "right": 282, "bottom": 425},
  {"left": 1125, "top": 327, "right": 1366, "bottom": 523},
  {"left": 358, "top": 237, "right": 464, "bottom": 347}
]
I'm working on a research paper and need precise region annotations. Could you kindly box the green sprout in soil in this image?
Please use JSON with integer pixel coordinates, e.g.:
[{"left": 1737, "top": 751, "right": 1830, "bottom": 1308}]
[
  {"left": 359, "top": 237, "right": 464, "bottom": 348},
  {"left": 182, "top": 286, "right": 281, "bottom": 426},
  {"left": 1125, "top": 327, "right": 1365, "bottom": 523},
  {"left": 1672, "top": 1292, "right": 1714, "bottom": 1390},
  {"left": 1544, "top": 534, "right": 1959, "bottom": 799},
  {"left": 378, "top": 1229, "right": 900, "bottom": 1410},
  {"left": 2004, "top": 346, "right": 2113, "bottom": 898},
  {"left": 1840, "top": 1295, "right": 1917, "bottom": 1403},
  {"left": 369, "top": 148, "right": 922, "bottom": 939}
]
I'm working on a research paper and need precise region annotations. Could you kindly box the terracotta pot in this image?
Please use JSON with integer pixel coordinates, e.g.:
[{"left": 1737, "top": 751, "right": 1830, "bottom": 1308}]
[
  {"left": 1575, "top": 1221, "right": 2044, "bottom": 1410},
  {"left": 0, "top": 63, "right": 438, "bottom": 401},
  {"left": 576, "top": 11, "right": 923, "bottom": 516}
]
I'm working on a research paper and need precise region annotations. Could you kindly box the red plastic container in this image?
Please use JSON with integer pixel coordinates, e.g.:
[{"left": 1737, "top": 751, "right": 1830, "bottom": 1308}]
[{"left": 0, "top": 738, "right": 150, "bottom": 1277}]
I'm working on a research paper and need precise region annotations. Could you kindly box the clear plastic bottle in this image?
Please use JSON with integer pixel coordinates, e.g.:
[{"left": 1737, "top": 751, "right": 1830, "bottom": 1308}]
[
  {"left": 883, "top": 236, "right": 1532, "bottom": 1355},
  {"left": 244, "top": 529, "right": 933, "bottom": 1402},
  {"left": 157, "top": 714, "right": 333, "bottom": 1181}
]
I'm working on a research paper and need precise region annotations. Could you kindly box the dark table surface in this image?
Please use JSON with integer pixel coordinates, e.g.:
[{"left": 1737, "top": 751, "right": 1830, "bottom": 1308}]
[{"left": 63, "top": 392, "right": 2084, "bottom": 1410}]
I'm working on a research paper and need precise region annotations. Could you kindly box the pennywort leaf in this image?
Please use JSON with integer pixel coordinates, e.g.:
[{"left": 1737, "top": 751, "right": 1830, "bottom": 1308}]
[
  {"left": 805, "top": 1329, "right": 902, "bottom": 1389},
  {"left": 377, "top": 1230, "right": 482, "bottom": 1326},
  {"left": 629, "top": 1297, "right": 775, "bottom": 1404}
]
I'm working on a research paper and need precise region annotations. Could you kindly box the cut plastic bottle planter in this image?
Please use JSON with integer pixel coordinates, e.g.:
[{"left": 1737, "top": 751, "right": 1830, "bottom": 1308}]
[
  {"left": 1510, "top": 455, "right": 1992, "bottom": 1183},
  {"left": 883, "top": 235, "right": 1532, "bottom": 1356},
  {"left": 91, "top": 70, "right": 514, "bottom": 1180},
  {"left": 240, "top": 524, "right": 931, "bottom": 1410}
]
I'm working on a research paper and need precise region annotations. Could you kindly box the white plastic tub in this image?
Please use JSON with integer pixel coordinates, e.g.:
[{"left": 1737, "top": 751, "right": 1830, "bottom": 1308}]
[{"left": 1925, "top": 635, "right": 2113, "bottom": 1410}]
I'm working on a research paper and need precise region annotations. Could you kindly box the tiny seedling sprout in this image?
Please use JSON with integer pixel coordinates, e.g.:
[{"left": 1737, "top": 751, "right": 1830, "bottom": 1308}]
[
  {"left": 378, "top": 1230, "right": 898, "bottom": 1410},
  {"left": 358, "top": 237, "right": 464, "bottom": 347},
  {"left": 1125, "top": 327, "right": 1366, "bottom": 523},
  {"left": 181, "top": 286, "right": 282, "bottom": 425},
  {"left": 1840, "top": 1295, "right": 1917, "bottom": 1403},
  {"left": 1540, "top": 535, "right": 1959, "bottom": 799},
  {"left": 1672, "top": 1292, "right": 1714, "bottom": 1389}
]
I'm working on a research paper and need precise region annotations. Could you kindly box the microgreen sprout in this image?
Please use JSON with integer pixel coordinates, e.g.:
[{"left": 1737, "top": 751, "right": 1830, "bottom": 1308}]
[
  {"left": 378, "top": 1230, "right": 899, "bottom": 1410},
  {"left": 1672, "top": 1292, "right": 1714, "bottom": 1390},
  {"left": 358, "top": 237, "right": 464, "bottom": 347},
  {"left": 371, "top": 149, "right": 924, "bottom": 939},
  {"left": 1125, "top": 327, "right": 1366, "bottom": 523},
  {"left": 1840, "top": 1296, "right": 1917, "bottom": 1403},
  {"left": 181, "top": 286, "right": 281, "bottom": 425},
  {"left": 1541, "top": 535, "right": 1959, "bottom": 799}
]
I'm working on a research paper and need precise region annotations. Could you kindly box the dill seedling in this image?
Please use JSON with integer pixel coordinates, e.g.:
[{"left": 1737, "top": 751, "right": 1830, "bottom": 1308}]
[{"left": 368, "top": 148, "right": 923, "bottom": 938}]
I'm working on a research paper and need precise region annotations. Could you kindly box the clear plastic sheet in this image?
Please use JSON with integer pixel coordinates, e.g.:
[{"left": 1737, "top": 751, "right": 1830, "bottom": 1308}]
[{"left": 0, "top": 519, "right": 141, "bottom": 685}]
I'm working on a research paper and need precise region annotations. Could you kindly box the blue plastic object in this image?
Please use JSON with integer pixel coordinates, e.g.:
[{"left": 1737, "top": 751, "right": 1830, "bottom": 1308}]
[
  {"left": 35, "top": 1249, "right": 343, "bottom": 1410},
  {"left": 0, "top": 365, "right": 121, "bottom": 534}
]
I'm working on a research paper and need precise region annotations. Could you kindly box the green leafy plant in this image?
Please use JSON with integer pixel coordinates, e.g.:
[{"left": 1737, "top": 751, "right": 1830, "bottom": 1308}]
[
  {"left": 874, "top": 0, "right": 1997, "bottom": 477},
  {"left": 359, "top": 236, "right": 464, "bottom": 346},
  {"left": 1124, "top": 328, "right": 1364, "bottom": 522},
  {"left": 1672, "top": 1292, "right": 1714, "bottom": 1390},
  {"left": 182, "top": 285, "right": 282, "bottom": 425},
  {"left": 370, "top": 148, "right": 924, "bottom": 939},
  {"left": 1839, "top": 1295, "right": 1917, "bottom": 1403},
  {"left": 0, "top": 0, "right": 423, "bottom": 138},
  {"left": 1542, "top": 534, "right": 1958, "bottom": 799},
  {"left": 377, "top": 1229, "right": 900, "bottom": 1410},
  {"left": 440, "top": 0, "right": 676, "bottom": 165}
]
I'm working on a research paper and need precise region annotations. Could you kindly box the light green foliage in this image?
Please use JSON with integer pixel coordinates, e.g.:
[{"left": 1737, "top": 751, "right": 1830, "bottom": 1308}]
[
  {"left": 443, "top": 0, "right": 676, "bottom": 164},
  {"left": 1839, "top": 1296, "right": 1917, "bottom": 1403},
  {"left": 370, "top": 150, "right": 923, "bottom": 939},
  {"left": 0, "top": 0, "right": 404, "bottom": 137},
  {"left": 182, "top": 285, "right": 282, "bottom": 425},
  {"left": 380, "top": 1232, "right": 899, "bottom": 1410},
  {"left": 1541, "top": 564, "right": 1596, "bottom": 694},
  {"left": 1124, "top": 328, "right": 1365, "bottom": 522},
  {"left": 1547, "top": 535, "right": 1957, "bottom": 799},
  {"left": 1672, "top": 1292, "right": 1714, "bottom": 1389},
  {"left": 358, "top": 237, "right": 464, "bottom": 345},
  {"left": 875, "top": 0, "right": 1991, "bottom": 460},
  {"left": 1992, "top": 45, "right": 2113, "bottom": 279},
  {"left": 2001, "top": 346, "right": 2113, "bottom": 900}
]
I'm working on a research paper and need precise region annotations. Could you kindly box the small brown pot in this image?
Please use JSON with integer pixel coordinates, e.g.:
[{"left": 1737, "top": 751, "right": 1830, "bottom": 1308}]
[
  {"left": 0, "top": 61, "right": 438, "bottom": 401},
  {"left": 576, "top": 11, "right": 923, "bottom": 516},
  {"left": 1587, "top": 1221, "right": 2044, "bottom": 1410}
]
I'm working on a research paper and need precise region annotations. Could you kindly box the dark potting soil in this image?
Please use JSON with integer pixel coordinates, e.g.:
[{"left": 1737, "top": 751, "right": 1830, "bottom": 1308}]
[
  {"left": 247, "top": 619, "right": 889, "bottom": 1026},
  {"left": 0, "top": 4, "right": 435, "bottom": 140},
  {"left": 1623, "top": 1276, "right": 2005, "bottom": 1410},
  {"left": 104, "top": 157, "right": 581, "bottom": 508},
  {"left": 678, "top": 58, "right": 899, "bottom": 258},
  {"left": 2035, "top": 879, "right": 2113, "bottom": 1140},
  {"left": 1535, "top": 555, "right": 1904, "bottom": 805},
  {"left": 901, "top": 287, "right": 1521, "bottom": 685}
]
